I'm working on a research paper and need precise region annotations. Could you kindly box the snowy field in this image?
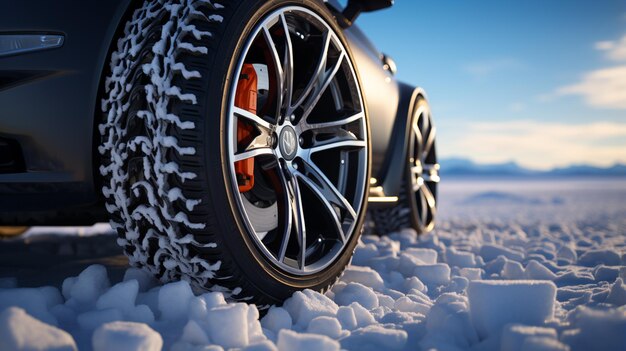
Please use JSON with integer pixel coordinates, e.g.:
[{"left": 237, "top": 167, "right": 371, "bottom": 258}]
[{"left": 1, "top": 178, "right": 625, "bottom": 351}]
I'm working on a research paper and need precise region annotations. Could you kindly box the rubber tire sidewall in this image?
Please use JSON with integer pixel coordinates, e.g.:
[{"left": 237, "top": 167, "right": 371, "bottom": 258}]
[{"left": 201, "top": 0, "right": 371, "bottom": 301}]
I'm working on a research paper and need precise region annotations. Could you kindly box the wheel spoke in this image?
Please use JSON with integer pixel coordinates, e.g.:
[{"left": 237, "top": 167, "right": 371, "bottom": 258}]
[
  {"left": 308, "top": 134, "right": 366, "bottom": 155},
  {"left": 303, "top": 111, "right": 364, "bottom": 131},
  {"left": 297, "top": 159, "right": 357, "bottom": 221},
  {"left": 291, "top": 31, "right": 332, "bottom": 113},
  {"left": 423, "top": 124, "right": 436, "bottom": 159},
  {"left": 412, "top": 123, "right": 423, "bottom": 157},
  {"left": 291, "top": 176, "right": 307, "bottom": 270},
  {"left": 234, "top": 147, "right": 274, "bottom": 162},
  {"left": 301, "top": 51, "right": 345, "bottom": 121},
  {"left": 262, "top": 26, "right": 284, "bottom": 118},
  {"left": 276, "top": 166, "right": 293, "bottom": 263},
  {"left": 419, "top": 190, "right": 428, "bottom": 227},
  {"left": 421, "top": 182, "right": 437, "bottom": 210},
  {"left": 280, "top": 14, "right": 294, "bottom": 111},
  {"left": 297, "top": 170, "right": 346, "bottom": 243},
  {"left": 233, "top": 107, "right": 272, "bottom": 131}
]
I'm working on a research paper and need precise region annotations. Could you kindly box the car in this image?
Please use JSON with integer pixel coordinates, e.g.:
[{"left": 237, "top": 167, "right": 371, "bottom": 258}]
[{"left": 0, "top": 0, "right": 439, "bottom": 305}]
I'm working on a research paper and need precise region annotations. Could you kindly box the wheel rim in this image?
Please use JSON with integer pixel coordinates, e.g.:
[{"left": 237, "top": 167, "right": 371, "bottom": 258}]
[
  {"left": 409, "top": 102, "right": 439, "bottom": 233},
  {"left": 226, "top": 6, "right": 369, "bottom": 275}
]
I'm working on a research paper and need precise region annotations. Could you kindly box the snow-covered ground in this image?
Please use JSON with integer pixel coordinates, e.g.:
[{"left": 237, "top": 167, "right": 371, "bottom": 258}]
[{"left": 1, "top": 178, "right": 625, "bottom": 351}]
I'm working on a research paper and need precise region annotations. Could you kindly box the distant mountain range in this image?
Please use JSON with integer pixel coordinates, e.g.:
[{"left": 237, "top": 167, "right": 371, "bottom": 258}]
[{"left": 440, "top": 158, "right": 626, "bottom": 177}]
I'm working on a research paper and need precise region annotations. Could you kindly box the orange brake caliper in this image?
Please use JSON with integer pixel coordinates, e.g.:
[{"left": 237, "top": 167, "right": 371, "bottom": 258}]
[{"left": 235, "top": 64, "right": 258, "bottom": 193}]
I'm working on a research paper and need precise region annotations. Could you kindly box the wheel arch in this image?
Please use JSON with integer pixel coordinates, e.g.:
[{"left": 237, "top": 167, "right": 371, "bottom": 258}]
[
  {"left": 91, "top": 0, "right": 149, "bottom": 201},
  {"left": 376, "top": 83, "right": 429, "bottom": 198}
]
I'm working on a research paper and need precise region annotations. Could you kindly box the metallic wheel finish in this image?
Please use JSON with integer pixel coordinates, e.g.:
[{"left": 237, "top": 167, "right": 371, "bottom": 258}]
[
  {"left": 226, "top": 6, "right": 369, "bottom": 275},
  {"left": 409, "top": 102, "right": 439, "bottom": 233}
]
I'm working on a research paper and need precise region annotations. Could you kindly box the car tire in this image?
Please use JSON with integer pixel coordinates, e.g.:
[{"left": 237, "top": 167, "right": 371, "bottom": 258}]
[
  {"left": 371, "top": 96, "right": 438, "bottom": 235},
  {"left": 100, "top": 0, "right": 370, "bottom": 305}
]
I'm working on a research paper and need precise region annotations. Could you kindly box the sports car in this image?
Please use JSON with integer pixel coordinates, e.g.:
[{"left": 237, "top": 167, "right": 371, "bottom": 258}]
[{"left": 0, "top": 0, "right": 439, "bottom": 305}]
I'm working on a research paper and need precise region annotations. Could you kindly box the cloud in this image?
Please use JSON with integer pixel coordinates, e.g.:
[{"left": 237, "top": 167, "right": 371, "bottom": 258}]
[
  {"left": 594, "top": 34, "right": 626, "bottom": 61},
  {"left": 556, "top": 65, "right": 626, "bottom": 109},
  {"left": 439, "top": 120, "right": 626, "bottom": 170},
  {"left": 463, "top": 58, "right": 524, "bottom": 78},
  {"left": 555, "top": 34, "right": 626, "bottom": 110}
]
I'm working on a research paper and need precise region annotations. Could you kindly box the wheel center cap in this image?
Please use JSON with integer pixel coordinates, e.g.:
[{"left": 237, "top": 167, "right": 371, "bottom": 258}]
[{"left": 279, "top": 126, "right": 298, "bottom": 160}]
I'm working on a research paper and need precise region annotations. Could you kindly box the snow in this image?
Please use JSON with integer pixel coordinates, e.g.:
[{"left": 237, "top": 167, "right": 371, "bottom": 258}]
[
  {"left": 0, "top": 307, "right": 77, "bottom": 351},
  {"left": 63, "top": 264, "right": 110, "bottom": 307},
  {"left": 261, "top": 307, "right": 292, "bottom": 335},
  {"left": 92, "top": 321, "right": 162, "bottom": 351},
  {"left": 0, "top": 178, "right": 625, "bottom": 350},
  {"left": 204, "top": 303, "right": 250, "bottom": 348},
  {"left": 276, "top": 329, "right": 339, "bottom": 351},
  {"left": 468, "top": 280, "right": 557, "bottom": 339},
  {"left": 500, "top": 324, "right": 560, "bottom": 351},
  {"left": 158, "top": 281, "right": 194, "bottom": 321}
]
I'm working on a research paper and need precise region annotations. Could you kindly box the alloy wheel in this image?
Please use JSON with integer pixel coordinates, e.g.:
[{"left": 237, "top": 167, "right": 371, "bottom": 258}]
[{"left": 226, "top": 6, "right": 369, "bottom": 275}]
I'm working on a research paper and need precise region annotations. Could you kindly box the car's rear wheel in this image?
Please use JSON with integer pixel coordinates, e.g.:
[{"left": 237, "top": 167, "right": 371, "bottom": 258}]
[
  {"left": 100, "top": 0, "right": 370, "bottom": 305},
  {"left": 371, "top": 96, "right": 438, "bottom": 235}
]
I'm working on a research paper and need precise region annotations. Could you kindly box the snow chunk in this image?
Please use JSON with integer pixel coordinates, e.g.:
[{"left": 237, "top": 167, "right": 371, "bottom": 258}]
[
  {"left": 93, "top": 321, "right": 162, "bottom": 351},
  {"left": 180, "top": 320, "right": 210, "bottom": 345},
  {"left": 201, "top": 291, "right": 227, "bottom": 309},
  {"left": 0, "top": 288, "right": 59, "bottom": 325},
  {"left": 445, "top": 248, "right": 477, "bottom": 268},
  {"left": 306, "top": 316, "right": 344, "bottom": 339},
  {"left": 458, "top": 268, "right": 483, "bottom": 281},
  {"left": 341, "top": 266, "right": 385, "bottom": 290},
  {"left": 96, "top": 279, "right": 138, "bottom": 315},
  {"left": 404, "top": 248, "right": 438, "bottom": 264},
  {"left": 283, "top": 290, "right": 338, "bottom": 327},
  {"left": 0, "top": 307, "right": 77, "bottom": 351},
  {"left": 605, "top": 278, "right": 626, "bottom": 306},
  {"left": 205, "top": 303, "right": 250, "bottom": 348},
  {"left": 350, "top": 302, "right": 376, "bottom": 328},
  {"left": 578, "top": 249, "right": 621, "bottom": 267},
  {"left": 158, "top": 280, "right": 194, "bottom": 320},
  {"left": 123, "top": 268, "right": 158, "bottom": 292},
  {"left": 243, "top": 340, "right": 277, "bottom": 351},
  {"left": 394, "top": 296, "right": 430, "bottom": 314},
  {"left": 341, "top": 325, "right": 408, "bottom": 351},
  {"left": 501, "top": 260, "right": 525, "bottom": 279},
  {"left": 468, "top": 280, "right": 556, "bottom": 339},
  {"left": 500, "top": 324, "right": 558, "bottom": 351},
  {"left": 334, "top": 282, "right": 379, "bottom": 309},
  {"left": 562, "top": 306, "right": 626, "bottom": 351},
  {"left": 65, "top": 264, "right": 110, "bottom": 306},
  {"left": 556, "top": 246, "right": 577, "bottom": 264},
  {"left": 413, "top": 264, "right": 451, "bottom": 287},
  {"left": 78, "top": 308, "right": 123, "bottom": 330},
  {"left": 276, "top": 329, "right": 339, "bottom": 351},
  {"left": 261, "top": 307, "right": 292, "bottom": 335},
  {"left": 524, "top": 260, "right": 557, "bottom": 280},
  {"left": 480, "top": 244, "right": 524, "bottom": 262},
  {"left": 424, "top": 293, "right": 477, "bottom": 349},
  {"left": 336, "top": 306, "right": 358, "bottom": 330}
]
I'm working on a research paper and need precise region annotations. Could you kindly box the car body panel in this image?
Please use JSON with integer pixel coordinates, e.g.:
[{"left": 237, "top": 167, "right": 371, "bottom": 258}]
[{"left": 0, "top": 0, "right": 415, "bottom": 224}]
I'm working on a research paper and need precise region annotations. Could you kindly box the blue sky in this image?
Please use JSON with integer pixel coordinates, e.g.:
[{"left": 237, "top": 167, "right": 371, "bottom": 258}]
[{"left": 356, "top": 0, "right": 626, "bottom": 169}]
